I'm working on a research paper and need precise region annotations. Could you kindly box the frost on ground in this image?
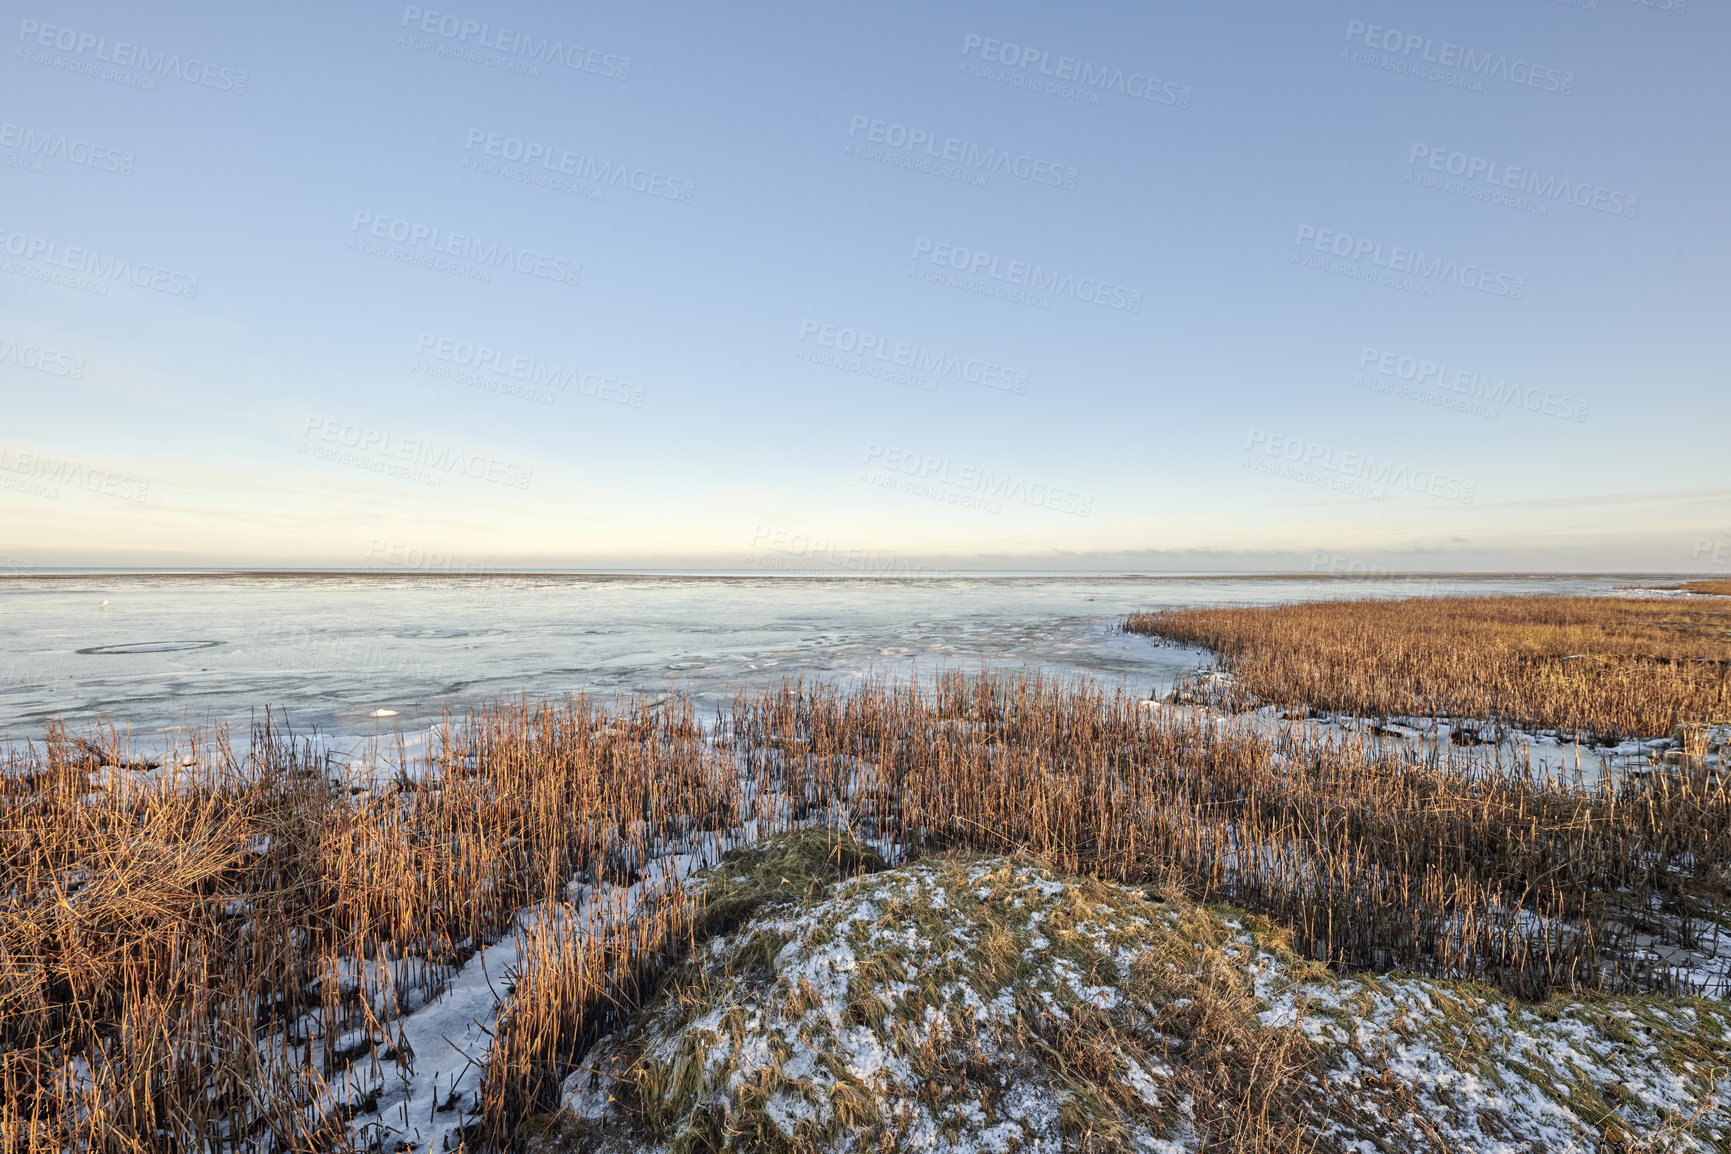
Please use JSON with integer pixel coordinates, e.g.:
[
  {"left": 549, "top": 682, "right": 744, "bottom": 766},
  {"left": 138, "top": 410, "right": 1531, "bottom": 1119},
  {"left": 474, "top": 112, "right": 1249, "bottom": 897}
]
[
  {"left": 539, "top": 839, "right": 1731, "bottom": 1153},
  {"left": 1167, "top": 666, "right": 1727, "bottom": 787},
  {"left": 320, "top": 925, "right": 523, "bottom": 1154}
]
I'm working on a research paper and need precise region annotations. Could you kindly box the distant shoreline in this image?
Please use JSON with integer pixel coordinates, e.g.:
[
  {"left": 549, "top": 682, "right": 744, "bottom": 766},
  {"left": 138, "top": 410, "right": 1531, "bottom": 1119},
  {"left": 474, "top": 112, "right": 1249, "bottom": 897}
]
[{"left": 0, "top": 569, "right": 1707, "bottom": 581}]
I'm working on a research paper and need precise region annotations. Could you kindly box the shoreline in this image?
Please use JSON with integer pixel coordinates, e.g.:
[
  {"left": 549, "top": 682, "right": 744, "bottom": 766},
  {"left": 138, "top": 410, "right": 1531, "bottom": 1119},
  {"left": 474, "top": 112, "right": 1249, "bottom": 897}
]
[{"left": 0, "top": 569, "right": 1712, "bottom": 581}]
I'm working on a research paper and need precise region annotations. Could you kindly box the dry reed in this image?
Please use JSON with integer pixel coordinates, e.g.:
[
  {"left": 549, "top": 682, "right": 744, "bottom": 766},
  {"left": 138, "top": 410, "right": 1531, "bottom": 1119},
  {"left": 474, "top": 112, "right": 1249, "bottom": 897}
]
[
  {"left": 3, "top": 667, "right": 1728, "bottom": 1151},
  {"left": 1675, "top": 579, "right": 1731, "bottom": 597},
  {"left": 1124, "top": 594, "right": 1731, "bottom": 741}
]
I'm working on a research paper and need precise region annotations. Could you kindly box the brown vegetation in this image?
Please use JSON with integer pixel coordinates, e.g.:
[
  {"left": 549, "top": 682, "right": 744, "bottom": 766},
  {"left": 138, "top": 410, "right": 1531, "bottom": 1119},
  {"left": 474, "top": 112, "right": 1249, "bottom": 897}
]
[
  {"left": 547, "top": 849, "right": 1327, "bottom": 1153},
  {"left": 1124, "top": 594, "right": 1731, "bottom": 741},
  {"left": 0, "top": 701, "right": 720, "bottom": 1152},
  {"left": 3, "top": 670, "right": 1728, "bottom": 1150}
]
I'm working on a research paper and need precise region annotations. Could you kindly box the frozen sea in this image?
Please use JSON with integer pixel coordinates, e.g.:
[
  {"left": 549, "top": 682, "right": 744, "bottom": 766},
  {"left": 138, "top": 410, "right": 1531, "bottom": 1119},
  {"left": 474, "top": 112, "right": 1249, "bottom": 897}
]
[{"left": 0, "top": 571, "right": 1678, "bottom": 744}]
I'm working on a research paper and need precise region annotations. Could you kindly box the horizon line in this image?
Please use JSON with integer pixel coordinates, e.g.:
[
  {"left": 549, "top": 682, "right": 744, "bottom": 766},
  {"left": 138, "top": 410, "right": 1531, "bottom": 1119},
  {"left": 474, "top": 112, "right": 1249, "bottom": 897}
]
[{"left": 0, "top": 568, "right": 1712, "bottom": 581}]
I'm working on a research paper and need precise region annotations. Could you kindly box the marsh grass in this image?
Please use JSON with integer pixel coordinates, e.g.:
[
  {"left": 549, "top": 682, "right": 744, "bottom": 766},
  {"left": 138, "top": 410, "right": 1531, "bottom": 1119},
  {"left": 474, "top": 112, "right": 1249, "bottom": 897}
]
[
  {"left": 724, "top": 672, "right": 1731, "bottom": 998},
  {"left": 1674, "top": 579, "right": 1731, "bottom": 597},
  {"left": 3, "top": 668, "right": 1729, "bottom": 1151},
  {"left": 1125, "top": 594, "right": 1731, "bottom": 742},
  {"left": 1, "top": 698, "right": 732, "bottom": 1152}
]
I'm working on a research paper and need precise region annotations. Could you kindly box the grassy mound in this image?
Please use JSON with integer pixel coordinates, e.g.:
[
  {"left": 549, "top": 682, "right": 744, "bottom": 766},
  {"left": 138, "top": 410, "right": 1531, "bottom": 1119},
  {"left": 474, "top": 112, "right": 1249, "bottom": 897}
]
[
  {"left": 688, "top": 826, "right": 889, "bottom": 944},
  {"left": 536, "top": 834, "right": 1731, "bottom": 1153}
]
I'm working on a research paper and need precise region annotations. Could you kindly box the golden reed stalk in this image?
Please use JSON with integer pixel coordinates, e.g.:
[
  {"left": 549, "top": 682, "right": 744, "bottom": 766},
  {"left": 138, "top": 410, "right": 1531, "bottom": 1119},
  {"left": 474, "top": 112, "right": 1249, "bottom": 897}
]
[{"left": 3, "top": 664, "right": 1726, "bottom": 1150}]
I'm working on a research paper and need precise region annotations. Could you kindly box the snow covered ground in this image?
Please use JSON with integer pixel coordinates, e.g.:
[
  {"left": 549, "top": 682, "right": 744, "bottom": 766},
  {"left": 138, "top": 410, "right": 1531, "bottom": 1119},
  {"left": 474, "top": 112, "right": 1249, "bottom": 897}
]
[
  {"left": 547, "top": 851, "right": 1731, "bottom": 1153},
  {"left": 1252, "top": 930, "right": 1731, "bottom": 1152},
  {"left": 1164, "top": 666, "right": 1724, "bottom": 785}
]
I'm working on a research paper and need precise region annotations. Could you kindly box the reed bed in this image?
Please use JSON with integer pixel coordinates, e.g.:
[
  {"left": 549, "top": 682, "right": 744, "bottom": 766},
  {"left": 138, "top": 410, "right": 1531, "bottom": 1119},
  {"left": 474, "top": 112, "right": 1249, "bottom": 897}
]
[
  {"left": 0, "top": 699, "right": 739, "bottom": 1153},
  {"left": 3, "top": 670, "right": 1729, "bottom": 1151},
  {"left": 1125, "top": 594, "right": 1731, "bottom": 742},
  {"left": 724, "top": 672, "right": 1731, "bottom": 998}
]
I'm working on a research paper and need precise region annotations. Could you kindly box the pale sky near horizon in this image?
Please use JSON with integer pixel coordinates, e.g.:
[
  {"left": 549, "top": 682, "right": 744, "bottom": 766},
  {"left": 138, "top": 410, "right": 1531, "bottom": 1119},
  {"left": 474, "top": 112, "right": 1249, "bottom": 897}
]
[{"left": 1, "top": 0, "right": 1727, "bottom": 573}]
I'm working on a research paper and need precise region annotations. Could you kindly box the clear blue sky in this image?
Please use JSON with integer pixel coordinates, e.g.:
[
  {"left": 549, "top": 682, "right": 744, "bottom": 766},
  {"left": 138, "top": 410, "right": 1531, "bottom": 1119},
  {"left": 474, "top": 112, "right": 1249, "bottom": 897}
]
[{"left": 2, "top": 0, "right": 1726, "bottom": 572}]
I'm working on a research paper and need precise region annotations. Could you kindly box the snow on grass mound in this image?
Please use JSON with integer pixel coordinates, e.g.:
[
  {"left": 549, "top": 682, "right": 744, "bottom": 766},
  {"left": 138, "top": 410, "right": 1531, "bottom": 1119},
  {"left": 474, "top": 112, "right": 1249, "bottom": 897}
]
[{"left": 540, "top": 835, "right": 1731, "bottom": 1153}]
